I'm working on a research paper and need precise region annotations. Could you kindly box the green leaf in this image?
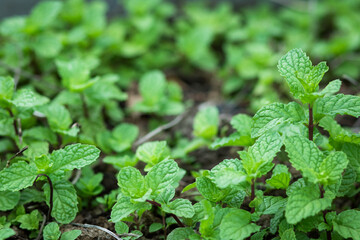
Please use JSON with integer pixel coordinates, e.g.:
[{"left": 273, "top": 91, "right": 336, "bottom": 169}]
[
  {"left": 252, "top": 102, "right": 306, "bottom": 138},
  {"left": 0, "top": 161, "right": 38, "bottom": 191},
  {"left": 318, "top": 151, "right": 348, "bottom": 185},
  {"left": 60, "top": 230, "right": 82, "bottom": 240},
  {"left": 220, "top": 209, "right": 261, "bottom": 240},
  {"left": 167, "top": 228, "right": 196, "bottom": 240},
  {"left": 280, "top": 229, "right": 296, "bottom": 240},
  {"left": 337, "top": 168, "right": 357, "bottom": 197},
  {"left": 0, "top": 191, "right": 20, "bottom": 211},
  {"left": 42, "top": 104, "right": 72, "bottom": 131},
  {"left": 212, "top": 168, "right": 246, "bottom": 189},
  {"left": 114, "top": 221, "right": 129, "bottom": 234},
  {"left": 163, "top": 199, "right": 195, "bottom": 218},
  {"left": 155, "top": 187, "right": 175, "bottom": 205},
  {"left": 33, "top": 32, "right": 62, "bottom": 58},
  {"left": 196, "top": 176, "right": 224, "bottom": 202},
  {"left": 145, "top": 159, "right": 179, "bottom": 195},
  {"left": 45, "top": 181, "right": 78, "bottom": 224},
  {"left": 56, "top": 59, "right": 96, "bottom": 92},
  {"left": 0, "top": 228, "right": 15, "bottom": 240},
  {"left": 285, "top": 185, "right": 332, "bottom": 224},
  {"left": 109, "top": 123, "right": 139, "bottom": 153},
  {"left": 139, "top": 70, "right": 166, "bottom": 106},
  {"left": 315, "top": 94, "right": 360, "bottom": 119},
  {"left": 111, "top": 196, "right": 150, "bottom": 222},
  {"left": 319, "top": 80, "right": 341, "bottom": 96},
  {"left": 26, "top": 1, "right": 63, "bottom": 31},
  {"left": 266, "top": 165, "right": 291, "bottom": 189},
  {"left": 135, "top": 141, "right": 170, "bottom": 167},
  {"left": 342, "top": 143, "right": 360, "bottom": 180},
  {"left": 117, "top": 167, "right": 147, "bottom": 199},
  {"left": 242, "top": 133, "right": 282, "bottom": 178},
  {"left": 231, "top": 114, "right": 253, "bottom": 134},
  {"left": 12, "top": 89, "right": 49, "bottom": 108},
  {"left": 193, "top": 106, "right": 219, "bottom": 139},
  {"left": 211, "top": 132, "right": 254, "bottom": 149},
  {"left": 319, "top": 116, "right": 360, "bottom": 144},
  {"left": 50, "top": 143, "right": 100, "bottom": 173},
  {"left": 43, "top": 222, "right": 61, "bottom": 240},
  {"left": 277, "top": 48, "right": 312, "bottom": 98},
  {"left": 284, "top": 136, "right": 322, "bottom": 181},
  {"left": 333, "top": 210, "right": 360, "bottom": 239},
  {"left": 149, "top": 223, "right": 163, "bottom": 233},
  {"left": 16, "top": 210, "right": 42, "bottom": 230},
  {"left": 0, "top": 76, "right": 14, "bottom": 103},
  {"left": 306, "top": 61, "right": 329, "bottom": 91},
  {"left": 285, "top": 135, "right": 348, "bottom": 185},
  {"left": 261, "top": 196, "right": 287, "bottom": 215}
]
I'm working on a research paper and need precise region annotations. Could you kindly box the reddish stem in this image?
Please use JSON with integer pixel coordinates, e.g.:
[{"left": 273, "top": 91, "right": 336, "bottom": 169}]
[
  {"left": 34, "top": 174, "right": 53, "bottom": 220},
  {"left": 308, "top": 104, "right": 314, "bottom": 141},
  {"left": 146, "top": 200, "right": 185, "bottom": 228}
]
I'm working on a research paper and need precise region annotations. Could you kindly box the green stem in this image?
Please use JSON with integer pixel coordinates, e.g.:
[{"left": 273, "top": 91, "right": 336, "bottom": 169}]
[
  {"left": 250, "top": 179, "right": 255, "bottom": 213},
  {"left": 81, "top": 93, "right": 89, "bottom": 118},
  {"left": 319, "top": 185, "right": 331, "bottom": 240}
]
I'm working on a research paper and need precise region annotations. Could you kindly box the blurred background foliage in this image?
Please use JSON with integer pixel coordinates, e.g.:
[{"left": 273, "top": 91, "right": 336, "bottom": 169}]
[{"left": 0, "top": 0, "right": 359, "bottom": 114}]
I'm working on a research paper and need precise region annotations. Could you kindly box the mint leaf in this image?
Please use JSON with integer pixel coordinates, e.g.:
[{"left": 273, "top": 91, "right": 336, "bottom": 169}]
[
  {"left": 242, "top": 133, "right": 282, "bottom": 178},
  {"left": 109, "top": 123, "right": 139, "bottom": 153},
  {"left": 50, "top": 144, "right": 100, "bottom": 173},
  {"left": 0, "top": 76, "right": 14, "bottom": 104},
  {"left": 45, "top": 181, "right": 78, "bottom": 224},
  {"left": 60, "top": 230, "right": 82, "bottom": 240},
  {"left": 145, "top": 159, "right": 179, "bottom": 195},
  {"left": 16, "top": 210, "right": 42, "bottom": 230},
  {"left": 220, "top": 209, "right": 260, "bottom": 240},
  {"left": 342, "top": 143, "right": 360, "bottom": 180},
  {"left": 56, "top": 59, "right": 96, "bottom": 92},
  {"left": 167, "top": 228, "right": 196, "bottom": 240},
  {"left": 212, "top": 168, "right": 246, "bottom": 189},
  {"left": 319, "top": 116, "right": 360, "bottom": 144},
  {"left": 33, "top": 32, "right": 62, "bottom": 58},
  {"left": 0, "top": 191, "right": 20, "bottom": 211},
  {"left": 12, "top": 89, "right": 49, "bottom": 108},
  {"left": 306, "top": 61, "right": 328, "bottom": 91},
  {"left": 136, "top": 141, "right": 170, "bottom": 167},
  {"left": 318, "top": 151, "right": 348, "bottom": 185},
  {"left": 0, "top": 161, "right": 38, "bottom": 191},
  {"left": 280, "top": 229, "right": 296, "bottom": 240},
  {"left": 285, "top": 135, "right": 348, "bottom": 185},
  {"left": 285, "top": 185, "right": 332, "bottom": 224},
  {"left": 266, "top": 165, "right": 291, "bottom": 189},
  {"left": 333, "top": 210, "right": 360, "bottom": 239},
  {"left": 42, "top": 104, "right": 72, "bottom": 131},
  {"left": 139, "top": 70, "right": 166, "bottom": 106},
  {"left": 284, "top": 135, "right": 322, "bottom": 181},
  {"left": 196, "top": 176, "right": 225, "bottom": 202},
  {"left": 163, "top": 199, "right": 195, "bottom": 218},
  {"left": 231, "top": 113, "right": 253, "bottom": 134},
  {"left": 26, "top": 1, "right": 63, "bottom": 31},
  {"left": 193, "top": 106, "right": 219, "bottom": 139},
  {"left": 261, "top": 196, "right": 287, "bottom": 215},
  {"left": 277, "top": 48, "right": 312, "bottom": 98},
  {"left": 117, "top": 167, "right": 147, "bottom": 199},
  {"left": 0, "top": 228, "right": 15, "bottom": 240},
  {"left": 318, "top": 79, "right": 341, "bottom": 96},
  {"left": 149, "top": 223, "right": 163, "bottom": 233},
  {"left": 111, "top": 196, "right": 150, "bottom": 222},
  {"left": 43, "top": 222, "right": 61, "bottom": 240},
  {"left": 252, "top": 102, "right": 306, "bottom": 138},
  {"left": 315, "top": 94, "right": 360, "bottom": 119}
]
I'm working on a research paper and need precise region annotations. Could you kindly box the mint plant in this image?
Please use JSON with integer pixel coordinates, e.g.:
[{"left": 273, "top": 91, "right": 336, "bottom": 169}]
[{"left": 0, "top": 143, "right": 100, "bottom": 224}]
